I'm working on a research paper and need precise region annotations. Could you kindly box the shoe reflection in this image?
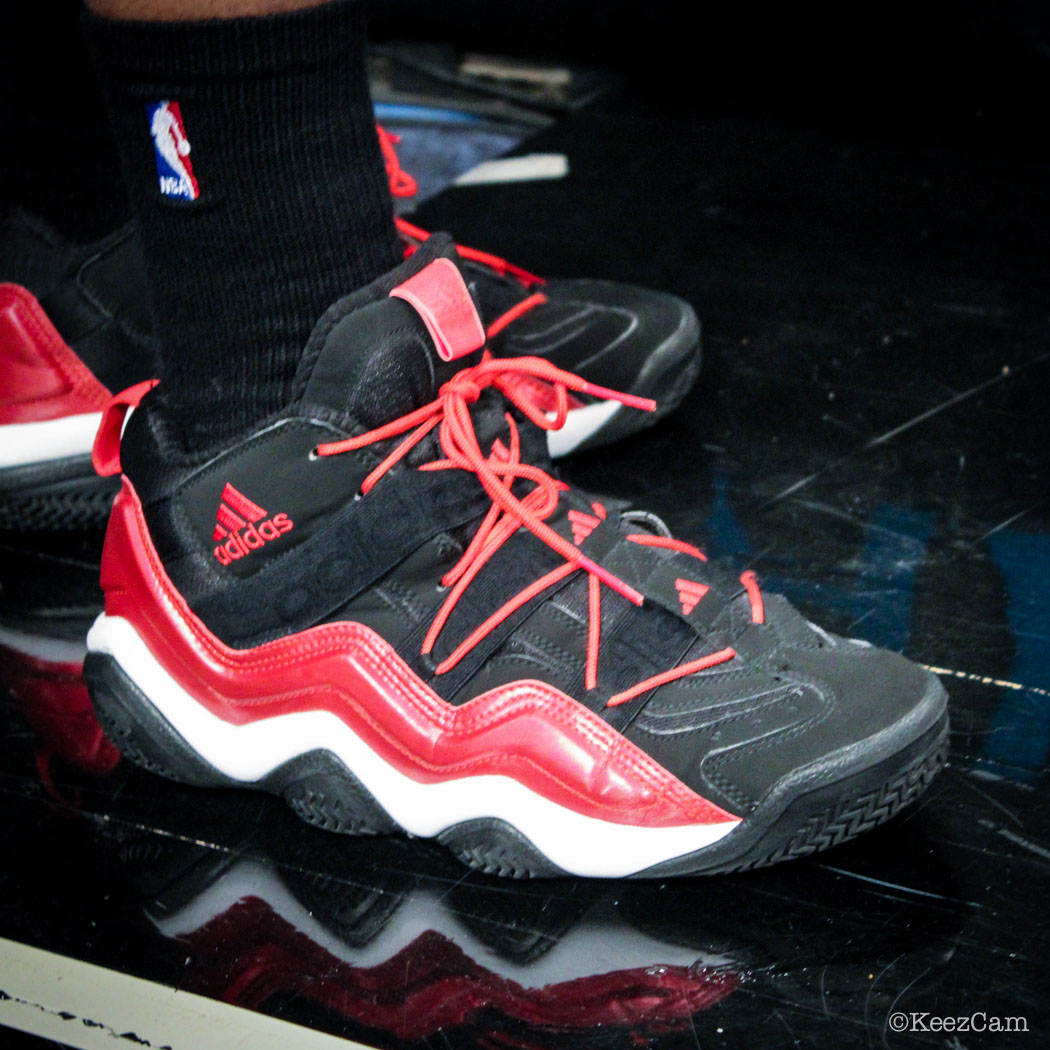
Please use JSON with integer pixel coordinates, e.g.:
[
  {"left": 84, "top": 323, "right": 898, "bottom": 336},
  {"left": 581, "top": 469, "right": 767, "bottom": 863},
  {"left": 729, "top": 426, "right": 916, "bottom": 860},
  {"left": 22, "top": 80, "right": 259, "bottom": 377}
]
[
  {"left": 114, "top": 834, "right": 740, "bottom": 1041},
  {"left": 0, "top": 530, "right": 118, "bottom": 800}
]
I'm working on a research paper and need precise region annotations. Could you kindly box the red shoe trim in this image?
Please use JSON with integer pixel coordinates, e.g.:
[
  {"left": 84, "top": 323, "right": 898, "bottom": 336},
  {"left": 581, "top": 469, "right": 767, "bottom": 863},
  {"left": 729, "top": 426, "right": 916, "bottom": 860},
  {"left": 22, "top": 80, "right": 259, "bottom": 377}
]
[
  {"left": 91, "top": 379, "right": 160, "bottom": 477},
  {"left": 101, "top": 480, "right": 738, "bottom": 828},
  {"left": 0, "top": 284, "right": 111, "bottom": 424}
]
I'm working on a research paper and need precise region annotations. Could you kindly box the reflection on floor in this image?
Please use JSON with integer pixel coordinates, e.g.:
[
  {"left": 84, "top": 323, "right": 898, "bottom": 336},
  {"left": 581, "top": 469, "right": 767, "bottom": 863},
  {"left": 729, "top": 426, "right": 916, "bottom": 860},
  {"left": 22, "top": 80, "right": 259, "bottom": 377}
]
[{"left": 2, "top": 81, "right": 1049, "bottom": 1049}]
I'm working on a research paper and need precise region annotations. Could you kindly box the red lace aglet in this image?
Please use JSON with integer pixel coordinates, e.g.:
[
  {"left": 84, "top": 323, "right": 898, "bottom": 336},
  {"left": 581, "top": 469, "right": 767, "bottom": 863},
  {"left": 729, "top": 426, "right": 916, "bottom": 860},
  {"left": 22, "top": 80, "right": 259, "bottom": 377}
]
[
  {"left": 577, "top": 381, "right": 656, "bottom": 413},
  {"left": 577, "top": 554, "right": 644, "bottom": 605}
]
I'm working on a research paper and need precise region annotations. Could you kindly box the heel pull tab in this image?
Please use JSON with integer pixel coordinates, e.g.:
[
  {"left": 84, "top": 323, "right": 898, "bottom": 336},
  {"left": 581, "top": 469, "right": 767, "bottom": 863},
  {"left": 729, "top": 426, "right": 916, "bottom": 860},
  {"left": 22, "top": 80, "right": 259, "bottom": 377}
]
[
  {"left": 389, "top": 258, "right": 486, "bottom": 363},
  {"left": 92, "top": 380, "right": 159, "bottom": 477}
]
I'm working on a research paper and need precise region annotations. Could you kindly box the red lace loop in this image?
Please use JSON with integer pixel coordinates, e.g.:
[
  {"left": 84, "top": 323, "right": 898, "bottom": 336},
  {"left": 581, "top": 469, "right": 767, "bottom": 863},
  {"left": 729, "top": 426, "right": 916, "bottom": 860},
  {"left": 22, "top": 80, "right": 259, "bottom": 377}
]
[
  {"left": 607, "top": 648, "right": 737, "bottom": 708},
  {"left": 485, "top": 292, "right": 549, "bottom": 341},
  {"left": 740, "top": 570, "right": 765, "bottom": 624},
  {"left": 626, "top": 534, "right": 708, "bottom": 562},
  {"left": 377, "top": 125, "right": 418, "bottom": 199},
  {"left": 317, "top": 327, "right": 756, "bottom": 704},
  {"left": 377, "top": 124, "right": 546, "bottom": 290}
]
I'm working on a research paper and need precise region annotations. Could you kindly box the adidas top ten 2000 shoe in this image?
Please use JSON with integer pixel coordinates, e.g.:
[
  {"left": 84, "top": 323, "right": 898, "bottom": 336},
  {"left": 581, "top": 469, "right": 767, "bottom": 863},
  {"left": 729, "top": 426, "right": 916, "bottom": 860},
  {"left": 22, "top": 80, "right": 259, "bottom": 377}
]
[
  {"left": 380, "top": 126, "right": 702, "bottom": 456},
  {"left": 83, "top": 237, "right": 947, "bottom": 878}
]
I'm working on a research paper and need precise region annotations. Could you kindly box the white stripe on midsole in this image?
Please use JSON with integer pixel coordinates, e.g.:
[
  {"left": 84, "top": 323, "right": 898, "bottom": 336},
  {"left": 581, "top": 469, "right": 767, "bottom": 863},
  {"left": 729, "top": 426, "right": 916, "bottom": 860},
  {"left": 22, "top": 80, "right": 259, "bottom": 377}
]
[
  {"left": 546, "top": 400, "right": 620, "bottom": 458},
  {"left": 87, "top": 614, "right": 739, "bottom": 878},
  {"left": 0, "top": 411, "right": 102, "bottom": 468}
]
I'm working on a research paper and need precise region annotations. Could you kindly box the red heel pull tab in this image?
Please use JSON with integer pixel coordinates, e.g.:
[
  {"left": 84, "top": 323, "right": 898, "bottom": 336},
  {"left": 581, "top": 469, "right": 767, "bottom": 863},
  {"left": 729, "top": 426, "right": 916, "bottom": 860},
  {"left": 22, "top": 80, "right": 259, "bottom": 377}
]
[
  {"left": 92, "top": 380, "right": 159, "bottom": 477},
  {"left": 390, "top": 258, "right": 486, "bottom": 363}
]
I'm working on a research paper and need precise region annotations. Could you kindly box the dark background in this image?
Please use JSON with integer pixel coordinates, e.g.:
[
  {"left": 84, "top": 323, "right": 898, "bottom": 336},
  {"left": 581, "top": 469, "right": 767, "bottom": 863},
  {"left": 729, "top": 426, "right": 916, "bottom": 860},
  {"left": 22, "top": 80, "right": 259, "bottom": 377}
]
[{"left": 369, "top": 0, "right": 1050, "bottom": 156}]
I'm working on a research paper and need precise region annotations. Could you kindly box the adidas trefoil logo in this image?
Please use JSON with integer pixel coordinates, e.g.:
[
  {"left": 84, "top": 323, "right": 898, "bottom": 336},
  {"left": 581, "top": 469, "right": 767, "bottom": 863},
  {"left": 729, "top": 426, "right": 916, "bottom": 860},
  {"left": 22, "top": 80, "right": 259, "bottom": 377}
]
[
  {"left": 675, "top": 577, "right": 709, "bottom": 616},
  {"left": 212, "top": 483, "right": 293, "bottom": 565}
]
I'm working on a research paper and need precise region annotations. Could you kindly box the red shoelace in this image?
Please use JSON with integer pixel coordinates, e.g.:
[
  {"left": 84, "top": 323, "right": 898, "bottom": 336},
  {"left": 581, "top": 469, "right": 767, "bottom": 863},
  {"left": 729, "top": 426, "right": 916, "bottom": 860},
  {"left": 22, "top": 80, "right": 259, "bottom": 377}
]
[
  {"left": 378, "top": 125, "right": 550, "bottom": 341},
  {"left": 317, "top": 356, "right": 764, "bottom": 706}
]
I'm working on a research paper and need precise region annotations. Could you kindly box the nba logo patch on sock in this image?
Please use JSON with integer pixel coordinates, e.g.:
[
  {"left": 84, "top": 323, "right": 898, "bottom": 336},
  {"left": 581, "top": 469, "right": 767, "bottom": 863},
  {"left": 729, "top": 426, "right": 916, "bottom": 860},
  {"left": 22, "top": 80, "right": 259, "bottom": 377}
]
[{"left": 146, "top": 100, "right": 200, "bottom": 201}]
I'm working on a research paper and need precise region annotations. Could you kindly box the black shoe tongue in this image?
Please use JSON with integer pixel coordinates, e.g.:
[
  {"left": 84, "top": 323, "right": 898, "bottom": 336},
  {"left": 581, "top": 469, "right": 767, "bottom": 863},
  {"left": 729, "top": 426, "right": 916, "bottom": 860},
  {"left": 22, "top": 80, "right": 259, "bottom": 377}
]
[{"left": 297, "top": 232, "right": 486, "bottom": 429}]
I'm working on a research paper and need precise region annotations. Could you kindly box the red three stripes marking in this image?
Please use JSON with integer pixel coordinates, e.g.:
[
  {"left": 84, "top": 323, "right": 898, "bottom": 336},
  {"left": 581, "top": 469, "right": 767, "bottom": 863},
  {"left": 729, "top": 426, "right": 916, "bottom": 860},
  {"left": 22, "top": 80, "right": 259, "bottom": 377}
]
[
  {"left": 212, "top": 483, "right": 268, "bottom": 541},
  {"left": 568, "top": 509, "right": 603, "bottom": 545},
  {"left": 675, "top": 577, "right": 710, "bottom": 615}
]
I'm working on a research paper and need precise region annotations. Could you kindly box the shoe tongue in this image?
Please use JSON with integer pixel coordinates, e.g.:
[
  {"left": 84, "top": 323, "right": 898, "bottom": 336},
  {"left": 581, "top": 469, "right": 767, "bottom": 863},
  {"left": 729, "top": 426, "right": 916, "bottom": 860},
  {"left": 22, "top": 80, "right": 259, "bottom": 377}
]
[{"left": 297, "top": 233, "right": 486, "bottom": 429}]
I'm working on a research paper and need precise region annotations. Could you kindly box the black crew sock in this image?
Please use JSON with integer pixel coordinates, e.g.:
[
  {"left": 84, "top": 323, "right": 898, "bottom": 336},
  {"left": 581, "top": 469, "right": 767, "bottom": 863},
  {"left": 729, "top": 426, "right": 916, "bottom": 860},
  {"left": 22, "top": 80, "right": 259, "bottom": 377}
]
[
  {"left": 84, "top": 0, "right": 401, "bottom": 450},
  {"left": 0, "top": 1, "right": 130, "bottom": 242}
]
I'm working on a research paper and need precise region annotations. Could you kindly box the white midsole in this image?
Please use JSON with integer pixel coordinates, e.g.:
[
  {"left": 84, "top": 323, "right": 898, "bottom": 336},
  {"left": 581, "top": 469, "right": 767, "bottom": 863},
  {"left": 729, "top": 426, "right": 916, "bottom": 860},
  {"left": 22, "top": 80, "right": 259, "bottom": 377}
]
[
  {"left": 0, "top": 412, "right": 102, "bottom": 469},
  {"left": 546, "top": 400, "right": 621, "bottom": 458},
  {"left": 87, "top": 614, "right": 739, "bottom": 878}
]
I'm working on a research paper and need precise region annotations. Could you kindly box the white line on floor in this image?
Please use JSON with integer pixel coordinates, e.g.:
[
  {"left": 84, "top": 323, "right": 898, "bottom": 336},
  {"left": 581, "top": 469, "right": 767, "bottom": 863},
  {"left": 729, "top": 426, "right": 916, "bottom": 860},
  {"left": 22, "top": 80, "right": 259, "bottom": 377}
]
[
  {"left": 0, "top": 936, "right": 368, "bottom": 1050},
  {"left": 922, "top": 664, "right": 1050, "bottom": 699}
]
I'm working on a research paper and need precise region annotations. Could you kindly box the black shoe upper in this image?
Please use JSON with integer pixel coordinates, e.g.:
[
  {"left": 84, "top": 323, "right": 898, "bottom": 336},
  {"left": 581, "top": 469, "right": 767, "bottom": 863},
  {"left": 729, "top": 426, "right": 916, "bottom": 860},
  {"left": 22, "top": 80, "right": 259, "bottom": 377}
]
[
  {"left": 118, "top": 236, "right": 937, "bottom": 819},
  {"left": 489, "top": 274, "right": 697, "bottom": 388},
  {"left": 464, "top": 258, "right": 700, "bottom": 399},
  {"left": 0, "top": 209, "right": 156, "bottom": 393}
]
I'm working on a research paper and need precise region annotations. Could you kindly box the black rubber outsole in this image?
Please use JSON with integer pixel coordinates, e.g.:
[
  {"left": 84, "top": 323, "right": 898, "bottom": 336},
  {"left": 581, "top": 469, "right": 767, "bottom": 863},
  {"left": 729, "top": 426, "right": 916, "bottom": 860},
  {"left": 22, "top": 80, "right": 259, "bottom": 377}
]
[
  {"left": 0, "top": 455, "right": 118, "bottom": 531},
  {"left": 84, "top": 649, "right": 948, "bottom": 880}
]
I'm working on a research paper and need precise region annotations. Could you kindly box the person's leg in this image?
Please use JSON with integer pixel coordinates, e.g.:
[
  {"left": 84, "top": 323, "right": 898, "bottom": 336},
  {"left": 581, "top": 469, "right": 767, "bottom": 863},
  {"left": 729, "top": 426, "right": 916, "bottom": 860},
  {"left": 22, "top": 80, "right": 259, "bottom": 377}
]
[{"left": 82, "top": 0, "right": 400, "bottom": 450}]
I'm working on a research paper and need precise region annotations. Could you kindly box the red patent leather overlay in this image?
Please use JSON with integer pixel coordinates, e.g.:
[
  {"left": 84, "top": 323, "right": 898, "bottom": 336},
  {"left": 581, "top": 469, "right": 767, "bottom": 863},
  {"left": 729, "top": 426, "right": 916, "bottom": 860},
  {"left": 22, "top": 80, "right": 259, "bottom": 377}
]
[
  {"left": 101, "top": 480, "right": 738, "bottom": 827},
  {"left": 389, "top": 259, "right": 486, "bottom": 362},
  {"left": 0, "top": 643, "right": 120, "bottom": 778},
  {"left": 0, "top": 283, "right": 111, "bottom": 424},
  {"left": 91, "top": 380, "right": 160, "bottom": 477}
]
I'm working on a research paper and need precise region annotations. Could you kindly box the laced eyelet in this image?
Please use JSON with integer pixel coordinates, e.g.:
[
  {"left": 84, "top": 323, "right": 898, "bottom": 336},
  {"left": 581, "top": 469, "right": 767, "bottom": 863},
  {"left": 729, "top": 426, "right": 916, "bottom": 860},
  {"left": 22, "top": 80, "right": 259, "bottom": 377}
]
[{"left": 320, "top": 350, "right": 735, "bottom": 698}]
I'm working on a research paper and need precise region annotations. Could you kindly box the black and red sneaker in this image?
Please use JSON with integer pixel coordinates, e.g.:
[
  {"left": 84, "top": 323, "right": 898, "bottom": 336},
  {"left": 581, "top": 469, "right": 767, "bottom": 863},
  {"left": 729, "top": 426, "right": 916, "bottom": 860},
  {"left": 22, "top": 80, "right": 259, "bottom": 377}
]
[
  {"left": 0, "top": 210, "right": 155, "bottom": 530},
  {"left": 83, "top": 238, "right": 947, "bottom": 878},
  {"left": 380, "top": 127, "right": 702, "bottom": 456}
]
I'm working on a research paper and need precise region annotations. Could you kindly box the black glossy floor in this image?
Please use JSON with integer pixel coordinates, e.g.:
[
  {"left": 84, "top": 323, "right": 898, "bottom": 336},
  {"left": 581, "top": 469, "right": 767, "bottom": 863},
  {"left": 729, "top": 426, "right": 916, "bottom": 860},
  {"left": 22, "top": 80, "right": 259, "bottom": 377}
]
[{"left": 3, "top": 80, "right": 1049, "bottom": 1049}]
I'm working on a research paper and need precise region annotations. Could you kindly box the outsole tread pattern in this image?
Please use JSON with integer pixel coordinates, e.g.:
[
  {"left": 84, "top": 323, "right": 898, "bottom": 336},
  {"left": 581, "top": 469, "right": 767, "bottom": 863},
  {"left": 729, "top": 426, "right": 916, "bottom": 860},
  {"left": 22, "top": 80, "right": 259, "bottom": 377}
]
[
  {"left": 0, "top": 489, "right": 116, "bottom": 531},
  {"left": 712, "top": 728, "right": 949, "bottom": 875}
]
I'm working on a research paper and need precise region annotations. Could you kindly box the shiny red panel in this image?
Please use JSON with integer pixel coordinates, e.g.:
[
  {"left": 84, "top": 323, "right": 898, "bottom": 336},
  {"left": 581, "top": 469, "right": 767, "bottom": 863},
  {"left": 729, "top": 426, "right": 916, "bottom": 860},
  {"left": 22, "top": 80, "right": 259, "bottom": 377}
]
[
  {"left": 100, "top": 481, "right": 736, "bottom": 828},
  {"left": 0, "top": 284, "right": 110, "bottom": 424}
]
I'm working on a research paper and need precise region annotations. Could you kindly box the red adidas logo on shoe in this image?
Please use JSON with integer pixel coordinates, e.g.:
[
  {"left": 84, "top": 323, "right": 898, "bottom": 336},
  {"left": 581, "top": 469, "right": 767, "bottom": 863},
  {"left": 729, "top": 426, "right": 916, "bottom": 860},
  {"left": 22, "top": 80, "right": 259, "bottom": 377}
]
[
  {"left": 212, "top": 483, "right": 293, "bottom": 565},
  {"left": 675, "top": 577, "right": 709, "bottom": 616},
  {"left": 568, "top": 503, "right": 607, "bottom": 545}
]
